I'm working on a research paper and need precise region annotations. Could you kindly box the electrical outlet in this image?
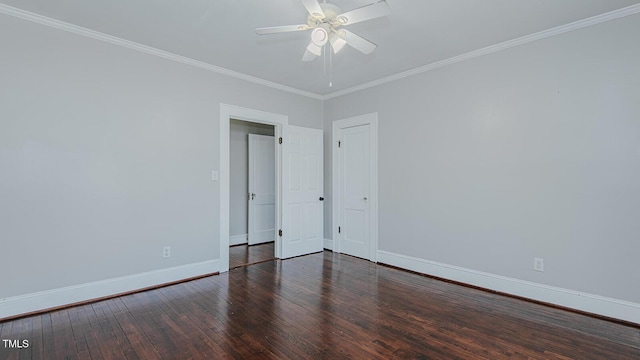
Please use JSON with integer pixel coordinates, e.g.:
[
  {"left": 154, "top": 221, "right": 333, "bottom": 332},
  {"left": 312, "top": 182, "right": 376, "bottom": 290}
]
[
  {"left": 534, "top": 257, "right": 544, "bottom": 272},
  {"left": 163, "top": 246, "right": 171, "bottom": 258}
]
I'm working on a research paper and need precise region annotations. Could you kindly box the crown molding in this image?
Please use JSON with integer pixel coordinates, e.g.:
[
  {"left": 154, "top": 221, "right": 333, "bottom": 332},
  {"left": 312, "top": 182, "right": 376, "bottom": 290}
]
[
  {"left": 323, "top": 3, "right": 640, "bottom": 100},
  {"left": 0, "top": 4, "right": 324, "bottom": 100},
  {"left": 3, "top": 3, "right": 639, "bottom": 103}
]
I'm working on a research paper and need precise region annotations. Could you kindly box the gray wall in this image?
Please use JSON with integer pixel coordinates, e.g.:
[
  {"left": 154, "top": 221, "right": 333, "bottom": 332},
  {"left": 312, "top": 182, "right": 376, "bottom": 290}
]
[
  {"left": 0, "top": 14, "right": 322, "bottom": 299},
  {"left": 324, "top": 14, "right": 640, "bottom": 303},
  {"left": 3, "top": 5, "right": 639, "bottom": 311},
  {"left": 229, "top": 120, "right": 274, "bottom": 238}
]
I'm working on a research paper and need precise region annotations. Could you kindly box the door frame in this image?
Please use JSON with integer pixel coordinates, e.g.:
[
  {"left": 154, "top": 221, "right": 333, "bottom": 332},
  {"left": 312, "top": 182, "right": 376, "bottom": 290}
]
[
  {"left": 220, "top": 104, "right": 287, "bottom": 272},
  {"left": 332, "top": 113, "right": 379, "bottom": 262}
]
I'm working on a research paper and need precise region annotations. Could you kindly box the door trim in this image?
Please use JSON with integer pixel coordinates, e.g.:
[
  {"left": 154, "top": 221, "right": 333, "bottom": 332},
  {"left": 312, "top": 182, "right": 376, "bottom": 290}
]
[
  {"left": 332, "top": 113, "right": 379, "bottom": 262},
  {"left": 220, "top": 104, "right": 287, "bottom": 272}
]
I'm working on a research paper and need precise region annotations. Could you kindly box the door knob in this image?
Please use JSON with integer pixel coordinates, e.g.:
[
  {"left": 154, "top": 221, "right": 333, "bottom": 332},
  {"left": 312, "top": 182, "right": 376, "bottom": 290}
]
[
  {"left": 319, "top": 197, "right": 324, "bottom": 201},
  {"left": 363, "top": 197, "right": 368, "bottom": 201}
]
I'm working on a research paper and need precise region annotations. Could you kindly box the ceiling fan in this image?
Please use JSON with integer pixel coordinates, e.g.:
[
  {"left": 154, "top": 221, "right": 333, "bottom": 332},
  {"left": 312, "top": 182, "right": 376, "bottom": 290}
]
[{"left": 256, "top": 0, "right": 391, "bottom": 61}]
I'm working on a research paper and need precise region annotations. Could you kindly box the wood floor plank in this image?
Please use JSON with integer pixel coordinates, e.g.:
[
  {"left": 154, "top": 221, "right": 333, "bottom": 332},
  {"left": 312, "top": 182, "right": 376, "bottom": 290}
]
[
  {"left": 154, "top": 284, "right": 249, "bottom": 358},
  {"left": 186, "top": 280, "right": 284, "bottom": 358},
  {"left": 0, "top": 318, "right": 18, "bottom": 360},
  {"left": 118, "top": 292, "right": 178, "bottom": 360},
  {"left": 85, "top": 301, "right": 117, "bottom": 360},
  {"left": 68, "top": 305, "right": 93, "bottom": 360},
  {"left": 49, "top": 309, "right": 77, "bottom": 359},
  {"left": 71, "top": 304, "right": 104, "bottom": 360},
  {"left": 147, "top": 289, "right": 222, "bottom": 358},
  {"left": 40, "top": 314, "right": 56, "bottom": 359},
  {"left": 91, "top": 299, "right": 135, "bottom": 359},
  {"left": 14, "top": 317, "right": 33, "bottom": 360},
  {"left": 106, "top": 297, "right": 158, "bottom": 359},
  {"left": 103, "top": 299, "right": 140, "bottom": 360},
  {"left": 28, "top": 314, "right": 44, "bottom": 360},
  {"left": 1, "top": 251, "right": 639, "bottom": 359}
]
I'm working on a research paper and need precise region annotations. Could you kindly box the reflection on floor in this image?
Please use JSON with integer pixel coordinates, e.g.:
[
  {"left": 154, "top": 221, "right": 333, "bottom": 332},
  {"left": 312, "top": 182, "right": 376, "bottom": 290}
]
[
  {"left": 229, "top": 241, "right": 275, "bottom": 269},
  {"left": 2, "top": 251, "right": 637, "bottom": 359}
]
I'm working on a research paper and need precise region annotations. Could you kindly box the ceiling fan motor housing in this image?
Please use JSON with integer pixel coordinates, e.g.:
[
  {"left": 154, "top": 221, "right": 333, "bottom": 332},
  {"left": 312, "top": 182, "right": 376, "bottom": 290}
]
[{"left": 307, "top": 3, "right": 343, "bottom": 27}]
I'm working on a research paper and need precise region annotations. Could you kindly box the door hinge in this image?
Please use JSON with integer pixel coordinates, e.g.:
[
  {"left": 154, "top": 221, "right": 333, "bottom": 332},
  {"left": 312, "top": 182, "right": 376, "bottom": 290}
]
[
  {"left": 338, "top": 226, "right": 341, "bottom": 234},
  {"left": 278, "top": 229, "right": 283, "bottom": 237},
  {"left": 279, "top": 137, "right": 283, "bottom": 144}
]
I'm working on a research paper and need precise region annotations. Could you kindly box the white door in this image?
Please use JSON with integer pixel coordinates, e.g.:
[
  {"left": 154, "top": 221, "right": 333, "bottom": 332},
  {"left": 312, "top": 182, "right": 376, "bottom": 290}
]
[
  {"left": 248, "top": 134, "right": 276, "bottom": 245},
  {"left": 281, "top": 125, "right": 324, "bottom": 259},
  {"left": 337, "top": 124, "right": 371, "bottom": 259}
]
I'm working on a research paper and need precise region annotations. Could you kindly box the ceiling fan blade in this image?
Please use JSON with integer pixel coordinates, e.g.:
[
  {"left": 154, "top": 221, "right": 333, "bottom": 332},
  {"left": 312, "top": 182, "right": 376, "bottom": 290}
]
[
  {"left": 256, "top": 24, "right": 310, "bottom": 35},
  {"left": 339, "top": 30, "right": 377, "bottom": 54},
  {"left": 302, "top": 49, "right": 317, "bottom": 62},
  {"left": 335, "top": 1, "right": 391, "bottom": 26},
  {"left": 301, "top": 0, "right": 325, "bottom": 19}
]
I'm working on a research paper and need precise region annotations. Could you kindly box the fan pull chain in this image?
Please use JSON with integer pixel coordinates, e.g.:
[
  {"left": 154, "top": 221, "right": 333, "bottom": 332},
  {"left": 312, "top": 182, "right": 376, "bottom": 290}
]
[
  {"left": 323, "top": 44, "right": 326, "bottom": 78},
  {"left": 329, "top": 45, "right": 333, "bottom": 87}
]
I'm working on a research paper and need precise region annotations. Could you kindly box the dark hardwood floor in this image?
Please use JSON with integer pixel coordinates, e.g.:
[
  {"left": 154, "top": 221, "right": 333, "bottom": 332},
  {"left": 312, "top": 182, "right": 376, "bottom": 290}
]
[
  {"left": 229, "top": 241, "right": 275, "bottom": 269},
  {"left": 1, "top": 251, "right": 638, "bottom": 359}
]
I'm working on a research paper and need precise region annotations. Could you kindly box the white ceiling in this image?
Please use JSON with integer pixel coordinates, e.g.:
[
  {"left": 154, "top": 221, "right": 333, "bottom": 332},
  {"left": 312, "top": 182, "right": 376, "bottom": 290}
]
[{"left": 2, "top": 0, "right": 640, "bottom": 96}]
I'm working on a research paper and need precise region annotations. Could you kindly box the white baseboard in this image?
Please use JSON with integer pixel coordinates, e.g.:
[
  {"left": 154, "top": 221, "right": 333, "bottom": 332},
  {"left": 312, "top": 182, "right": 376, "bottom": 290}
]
[
  {"left": 230, "top": 234, "right": 248, "bottom": 246},
  {"left": 377, "top": 250, "right": 640, "bottom": 325},
  {"left": 0, "top": 259, "right": 219, "bottom": 320},
  {"left": 324, "top": 238, "right": 333, "bottom": 250}
]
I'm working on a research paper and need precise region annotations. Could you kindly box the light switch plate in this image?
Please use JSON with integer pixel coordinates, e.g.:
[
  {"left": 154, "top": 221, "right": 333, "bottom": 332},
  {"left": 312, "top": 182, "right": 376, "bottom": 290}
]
[{"left": 211, "top": 170, "right": 218, "bottom": 181}]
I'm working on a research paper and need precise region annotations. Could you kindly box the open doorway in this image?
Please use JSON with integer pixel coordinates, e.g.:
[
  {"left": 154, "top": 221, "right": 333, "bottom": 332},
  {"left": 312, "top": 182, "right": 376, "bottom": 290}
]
[
  {"left": 229, "top": 119, "right": 276, "bottom": 269},
  {"left": 219, "top": 104, "right": 287, "bottom": 273},
  {"left": 219, "top": 103, "right": 323, "bottom": 272}
]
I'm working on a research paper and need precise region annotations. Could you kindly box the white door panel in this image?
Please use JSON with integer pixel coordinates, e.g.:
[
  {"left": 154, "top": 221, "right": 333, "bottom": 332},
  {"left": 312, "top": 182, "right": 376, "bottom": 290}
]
[
  {"left": 281, "top": 126, "right": 324, "bottom": 259},
  {"left": 339, "top": 124, "right": 371, "bottom": 259},
  {"left": 248, "top": 134, "right": 276, "bottom": 245}
]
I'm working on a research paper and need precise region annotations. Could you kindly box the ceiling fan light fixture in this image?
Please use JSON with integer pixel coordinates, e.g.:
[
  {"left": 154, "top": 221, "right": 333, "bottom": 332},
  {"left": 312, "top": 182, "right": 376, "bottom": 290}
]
[
  {"left": 307, "top": 42, "right": 323, "bottom": 56},
  {"left": 302, "top": 49, "right": 317, "bottom": 61},
  {"left": 311, "top": 28, "right": 329, "bottom": 46},
  {"left": 329, "top": 33, "right": 347, "bottom": 54}
]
